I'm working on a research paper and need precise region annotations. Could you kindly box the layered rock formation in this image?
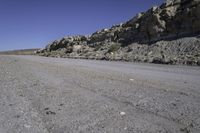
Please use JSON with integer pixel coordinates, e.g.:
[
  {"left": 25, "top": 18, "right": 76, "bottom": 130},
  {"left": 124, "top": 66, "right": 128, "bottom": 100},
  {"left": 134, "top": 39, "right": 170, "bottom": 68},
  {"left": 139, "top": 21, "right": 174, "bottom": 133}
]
[{"left": 37, "top": 0, "right": 200, "bottom": 65}]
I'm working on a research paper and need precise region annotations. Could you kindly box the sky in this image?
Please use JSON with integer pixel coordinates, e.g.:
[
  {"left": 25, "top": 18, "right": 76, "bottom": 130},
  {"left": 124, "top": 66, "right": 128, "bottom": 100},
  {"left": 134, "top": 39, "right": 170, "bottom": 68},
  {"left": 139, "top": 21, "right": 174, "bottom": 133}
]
[{"left": 0, "top": 0, "right": 164, "bottom": 51}]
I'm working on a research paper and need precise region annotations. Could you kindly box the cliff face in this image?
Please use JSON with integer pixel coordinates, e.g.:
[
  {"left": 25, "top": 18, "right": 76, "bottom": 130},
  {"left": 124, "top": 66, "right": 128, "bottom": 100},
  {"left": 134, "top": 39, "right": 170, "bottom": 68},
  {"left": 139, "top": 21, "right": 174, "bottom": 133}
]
[
  {"left": 88, "top": 0, "right": 200, "bottom": 45},
  {"left": 37, "top": 0, "right": 200, "bottom": 65}
]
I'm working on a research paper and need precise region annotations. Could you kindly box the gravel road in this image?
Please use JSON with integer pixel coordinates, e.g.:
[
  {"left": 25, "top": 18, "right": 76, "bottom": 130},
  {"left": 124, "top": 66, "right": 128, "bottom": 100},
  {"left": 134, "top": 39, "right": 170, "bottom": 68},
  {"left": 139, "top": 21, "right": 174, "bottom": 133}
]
[{"left": 0, "top": 55, "right": 200, "bottom": 133}]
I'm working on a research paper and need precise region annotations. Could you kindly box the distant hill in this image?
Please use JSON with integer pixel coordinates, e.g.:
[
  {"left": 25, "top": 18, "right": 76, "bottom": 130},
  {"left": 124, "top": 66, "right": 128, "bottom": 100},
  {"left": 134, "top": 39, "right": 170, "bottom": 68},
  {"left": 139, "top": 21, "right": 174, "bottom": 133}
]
[
  {"left": 37, "top": 0, "right": 200, "bottom": 65},
  {"left": 0, "top": 49, "right": 39, "bottom": 55}
]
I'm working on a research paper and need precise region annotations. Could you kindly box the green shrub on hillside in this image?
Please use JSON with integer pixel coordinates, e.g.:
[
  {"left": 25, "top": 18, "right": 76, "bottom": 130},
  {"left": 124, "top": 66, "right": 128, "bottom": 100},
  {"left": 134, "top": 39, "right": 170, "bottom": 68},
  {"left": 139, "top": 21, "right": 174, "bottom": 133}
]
[
  {"left": 94, "top": 45, "right": 102, "bottom": 51},
  {"left": 108, "top": 44, "right": 120, "bottom": 53}
]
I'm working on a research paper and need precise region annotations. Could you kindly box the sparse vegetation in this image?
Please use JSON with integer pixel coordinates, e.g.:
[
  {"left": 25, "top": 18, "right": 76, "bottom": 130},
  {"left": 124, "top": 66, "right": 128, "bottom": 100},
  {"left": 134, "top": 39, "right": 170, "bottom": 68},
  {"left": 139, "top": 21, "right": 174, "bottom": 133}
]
[
  {"left": 94, "top": 45, "right": 102, "bottom": 51},
  {"left": 107, "top": 44, "right": 120, "bottom": 53}
]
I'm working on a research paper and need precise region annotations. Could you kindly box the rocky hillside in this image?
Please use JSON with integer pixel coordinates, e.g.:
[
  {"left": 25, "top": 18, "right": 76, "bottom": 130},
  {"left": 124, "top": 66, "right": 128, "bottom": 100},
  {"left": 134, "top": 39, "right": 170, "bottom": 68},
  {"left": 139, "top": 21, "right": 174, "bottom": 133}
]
[{"left": 37, "top": 0, "right": 200, "bottom": 65}]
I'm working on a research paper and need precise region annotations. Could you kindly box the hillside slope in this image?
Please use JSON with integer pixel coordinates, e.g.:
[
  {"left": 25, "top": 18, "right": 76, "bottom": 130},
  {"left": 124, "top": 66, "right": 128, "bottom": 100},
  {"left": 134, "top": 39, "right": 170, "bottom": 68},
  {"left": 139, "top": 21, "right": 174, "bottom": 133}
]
[{"left": 37, "top": 0, "right": 200, "bottom": 65}]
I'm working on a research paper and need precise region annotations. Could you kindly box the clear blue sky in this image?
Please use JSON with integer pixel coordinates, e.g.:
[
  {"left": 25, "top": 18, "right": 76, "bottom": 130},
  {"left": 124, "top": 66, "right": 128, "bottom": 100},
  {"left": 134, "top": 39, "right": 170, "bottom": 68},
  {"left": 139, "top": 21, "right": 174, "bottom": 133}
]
[{"left": 0, "top": 0, "right": 164, "bottom": 51}]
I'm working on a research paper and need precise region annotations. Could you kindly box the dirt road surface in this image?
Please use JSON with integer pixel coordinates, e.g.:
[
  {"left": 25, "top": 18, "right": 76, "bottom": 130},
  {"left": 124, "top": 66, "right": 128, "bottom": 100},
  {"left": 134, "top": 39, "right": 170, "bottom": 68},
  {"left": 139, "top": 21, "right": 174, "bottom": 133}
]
[{"left": 0, "top": 55, "right": 200, "bottom": 133}]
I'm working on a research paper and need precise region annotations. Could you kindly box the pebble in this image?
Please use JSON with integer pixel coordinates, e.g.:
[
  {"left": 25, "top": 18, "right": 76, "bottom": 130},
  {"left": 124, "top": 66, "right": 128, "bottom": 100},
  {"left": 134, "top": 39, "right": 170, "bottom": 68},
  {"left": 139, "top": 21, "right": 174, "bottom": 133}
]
[
  {"left": 120, "top": 112, "right": 126, "bottom": 116},
  {"left": 24, "top": 124, "right": 31, "bottom": 128}
]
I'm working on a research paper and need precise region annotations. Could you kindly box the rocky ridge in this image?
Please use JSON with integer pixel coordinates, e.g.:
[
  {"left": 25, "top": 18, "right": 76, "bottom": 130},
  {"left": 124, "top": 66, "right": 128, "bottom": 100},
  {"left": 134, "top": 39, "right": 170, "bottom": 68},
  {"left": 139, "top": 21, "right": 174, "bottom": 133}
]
[{"left": 37, "top": 0, "right": 200, "bottom": 65}]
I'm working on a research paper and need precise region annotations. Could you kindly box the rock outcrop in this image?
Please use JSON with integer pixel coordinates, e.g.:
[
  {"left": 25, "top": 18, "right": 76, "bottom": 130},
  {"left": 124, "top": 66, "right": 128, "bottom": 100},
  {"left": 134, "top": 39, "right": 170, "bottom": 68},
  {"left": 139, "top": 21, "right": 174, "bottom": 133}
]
[{"left": 37, "top": 0, "right": 200, "bottom": 65}]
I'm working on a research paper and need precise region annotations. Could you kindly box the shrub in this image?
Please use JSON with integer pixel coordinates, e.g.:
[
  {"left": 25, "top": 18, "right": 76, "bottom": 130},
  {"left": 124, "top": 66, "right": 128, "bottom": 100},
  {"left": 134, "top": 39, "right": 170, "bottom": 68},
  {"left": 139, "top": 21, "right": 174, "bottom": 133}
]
[
  {"left": 94, "top": 45, "right": 102, "bottom": 51},
  {"left": 107, "top": 44, "right": 120, "bottom": 53}
]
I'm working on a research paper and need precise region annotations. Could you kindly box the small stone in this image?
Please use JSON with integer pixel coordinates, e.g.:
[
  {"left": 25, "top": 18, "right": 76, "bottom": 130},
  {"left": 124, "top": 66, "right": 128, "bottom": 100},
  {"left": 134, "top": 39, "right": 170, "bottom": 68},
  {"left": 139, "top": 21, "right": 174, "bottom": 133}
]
[
  {"left": 46, "top": 111, "right": 56, "bottom": 115},
  {"left": 129, "top": 79, "right": 134, "bottom": 81},
  {"left": 24, "top": 124, "right": 31, "bottom": 128},
  {"left": 59, "top": 104, "right": 64, "bottom": 106},
  {"left": 14, "top": 115, "right": 20, "bottom": 118},
  {"left": 120, "top": 112, "right": 126, "bottom": 116},
  {"left": 44, "top": 107, "right": 49, "bottom": 110}
]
